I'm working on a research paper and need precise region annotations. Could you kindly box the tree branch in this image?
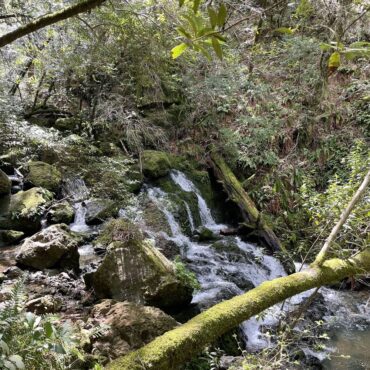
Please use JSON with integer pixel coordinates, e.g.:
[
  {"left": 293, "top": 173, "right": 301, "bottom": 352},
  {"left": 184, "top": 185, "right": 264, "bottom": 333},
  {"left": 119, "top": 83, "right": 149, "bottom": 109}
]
[
  {"left": 0, "top": 0, "right": 106, "bottom": 48},
  {"left": 106, "top": 249, "right": 370, "bottom": 370},
  {"left": 314, "top": 168, "right": 370, "bottom": 266}
]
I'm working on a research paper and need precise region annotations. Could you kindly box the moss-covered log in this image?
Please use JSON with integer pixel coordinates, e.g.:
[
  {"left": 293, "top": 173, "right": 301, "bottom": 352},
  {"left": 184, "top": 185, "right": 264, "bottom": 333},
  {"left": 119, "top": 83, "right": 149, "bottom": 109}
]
[
  {"left": 107, "top": 249, "right": 370, "bottom": 370},
  {"left": 0, "top": 0, "right": 106, "bottom": 48},
  {"left": 209, "top": 151, "right": 281, "bottom": 251}
]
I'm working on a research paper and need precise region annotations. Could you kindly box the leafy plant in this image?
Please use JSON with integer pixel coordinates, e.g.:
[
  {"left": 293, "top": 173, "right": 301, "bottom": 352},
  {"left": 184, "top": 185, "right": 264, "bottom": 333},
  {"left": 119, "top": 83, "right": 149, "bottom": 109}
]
[{"left": 174, "top": 256, "right": 201, "bottom": 290}]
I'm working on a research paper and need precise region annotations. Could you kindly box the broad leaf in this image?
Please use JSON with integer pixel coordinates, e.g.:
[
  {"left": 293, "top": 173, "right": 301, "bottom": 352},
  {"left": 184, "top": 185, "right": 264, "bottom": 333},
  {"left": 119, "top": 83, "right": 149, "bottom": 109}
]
[
  {"left": 177, "top": 26, "right": 192, "bottom": 39},
  {"left": 328, "top": 51, "right": 340, "bottom": 68},
  {"left": 218, "top": 3, "right": 227, "bottom": 27},
  {"left": 171, "top": 43, "right": 188, "bottom": 59},
  {"left": 207, "top": 7, "right": 218, "bottom": 29},
  {"left": 212, "top": 37, "right": 223, "bottom": 59}
]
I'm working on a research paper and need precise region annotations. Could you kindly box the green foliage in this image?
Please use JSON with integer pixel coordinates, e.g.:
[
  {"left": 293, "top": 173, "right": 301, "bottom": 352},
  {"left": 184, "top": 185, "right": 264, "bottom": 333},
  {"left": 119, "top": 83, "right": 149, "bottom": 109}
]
[
  {"left": 0, "top": 277, "right": 100, "bottom": 370},
  {"left": 174, "top": 256, "right": 201, "bottom": 291},
  {"left": 301, "top": 141, "right": 370, "bottom": 258}
]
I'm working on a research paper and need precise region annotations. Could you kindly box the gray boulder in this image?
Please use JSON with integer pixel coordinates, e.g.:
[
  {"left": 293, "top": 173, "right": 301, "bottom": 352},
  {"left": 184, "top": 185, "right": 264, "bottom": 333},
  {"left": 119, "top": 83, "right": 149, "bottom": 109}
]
[
  {"left": 0, "top": 169, "right": 11, "bottom": 195},
  {"left": 84, "top": 198, "right": 118, "bottom": 225},
  {"left": 16, "top": 224, "right": 80, "bottom": 270},
  {"left": 47, "top": 201, "right": 75, "bottom": 225},
  {"left": 25, "top": 161, "right": 62, "bottom": 192}
]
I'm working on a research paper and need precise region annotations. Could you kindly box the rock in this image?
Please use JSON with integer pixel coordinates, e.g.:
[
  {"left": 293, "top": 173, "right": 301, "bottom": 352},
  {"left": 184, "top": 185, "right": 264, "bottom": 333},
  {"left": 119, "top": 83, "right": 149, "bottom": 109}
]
[
  {"left": 16, "top": 224, "right": 80, "bottom": 270},
  {"left": 0, "top": 230, "right": 24, "bottom": 246},
  {"left": 196, "top": 226, "right": 220, "bottom": 242},
  {"left": 142, "top": 150, "right": 171, "bottom": 178},
  {"left": 3, "top": 266, "right": 23, "bottom": 279},
  {"left": 154, "top": 235, "right": 181, "bottom": 260},
  {"left": 25, "top": 295, "right": 63, "bottom": 314},
  {"left": 54, "top": 117, "right": 79, "bottom": 131},
  {"left": 0, "top": 187, "right": 53, "bottom": 234},
  {"left": 25, "top": 161, "right": 62, "bottom": 192},
  {"left": 84, "top": 198, "right": 118, "bottom": 225},
  {"left": 47, "top": 201, "right": 75, "bottom": 224},
  {"left": 89, "top": 299, "right": 178, "bottom": 359},
  {"left": 89, "top": 219, "right": 193, "bottom": 311},
  {"left": 0, "top": 169, "right": 11, "bottom": 195}
]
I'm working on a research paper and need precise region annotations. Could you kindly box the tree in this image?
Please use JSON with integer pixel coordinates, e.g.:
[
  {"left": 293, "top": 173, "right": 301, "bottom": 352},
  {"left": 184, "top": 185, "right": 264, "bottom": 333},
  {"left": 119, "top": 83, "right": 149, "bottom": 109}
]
[{"left": 0, "top": 0, "right": 106, "bottom": 48}]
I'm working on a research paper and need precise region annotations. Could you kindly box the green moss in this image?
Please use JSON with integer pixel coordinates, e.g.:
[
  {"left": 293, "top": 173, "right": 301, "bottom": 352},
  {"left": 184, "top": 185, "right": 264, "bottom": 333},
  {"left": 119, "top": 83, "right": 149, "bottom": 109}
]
[
  {"left": 142, "top": 150, "right": 171, "bottom": 178},
  {"left": 26, "top": 161, "right": 62, "bottom": 192}
]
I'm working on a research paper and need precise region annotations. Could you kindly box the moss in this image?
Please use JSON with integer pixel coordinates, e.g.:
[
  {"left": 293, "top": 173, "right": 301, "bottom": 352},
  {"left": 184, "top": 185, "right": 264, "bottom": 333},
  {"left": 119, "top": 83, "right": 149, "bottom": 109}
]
[
  {"left": 142, "top": 150, "right": 171, "bottom": 178},
  {"left": 26, "top": 161, "right": 62, "bottom": 192},
  {"left": 0, "top": 169, "right": 11, "bottom": 195}
]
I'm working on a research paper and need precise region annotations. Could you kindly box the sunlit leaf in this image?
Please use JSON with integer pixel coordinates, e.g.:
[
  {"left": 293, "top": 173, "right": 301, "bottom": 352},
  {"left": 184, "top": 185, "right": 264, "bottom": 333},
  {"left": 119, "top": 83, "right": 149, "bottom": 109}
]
[
  {"left": 328, "top": 51, "right": 341, "bottom": 68},
  {"left": 171, "top": 43, "right": 188, "bottom": 59},
  {"left": 212, "top": 37, "right": 223, "bottom": 59}
]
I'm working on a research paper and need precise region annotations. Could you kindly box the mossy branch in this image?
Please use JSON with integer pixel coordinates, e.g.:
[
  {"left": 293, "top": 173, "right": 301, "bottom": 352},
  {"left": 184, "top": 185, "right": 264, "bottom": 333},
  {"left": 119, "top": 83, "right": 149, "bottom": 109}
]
[
  {"left": 106, "top": 248, "right": 370, "bottom": 370},
  {"left": 0, "top": 0, "right": 106, "bottom": 48},
  {"left": 209, "top": 151, "right": 282, "bottom": 252}
]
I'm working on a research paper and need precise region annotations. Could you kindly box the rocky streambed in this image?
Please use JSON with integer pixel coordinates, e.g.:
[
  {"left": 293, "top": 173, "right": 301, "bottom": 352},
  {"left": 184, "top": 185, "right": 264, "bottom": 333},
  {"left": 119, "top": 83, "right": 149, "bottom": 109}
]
[{"left": 0, "top": 115, "right": 370, "bottom": 369}]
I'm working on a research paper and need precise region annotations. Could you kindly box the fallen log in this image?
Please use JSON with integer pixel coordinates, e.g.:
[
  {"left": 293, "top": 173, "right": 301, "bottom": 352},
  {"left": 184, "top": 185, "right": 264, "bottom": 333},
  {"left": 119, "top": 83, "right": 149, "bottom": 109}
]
[
  {"left": 209, "top": 151, "right": 282, "bottom": 251},
  {"left": 106, "top": 248, "right": 370, "bottom": 370}
]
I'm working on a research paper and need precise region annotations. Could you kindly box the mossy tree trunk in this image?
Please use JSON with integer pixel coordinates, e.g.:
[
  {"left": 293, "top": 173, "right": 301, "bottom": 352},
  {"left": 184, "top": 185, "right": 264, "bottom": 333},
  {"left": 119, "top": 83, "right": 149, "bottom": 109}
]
[
  {"left": 209, "top": 151, "right": 282, "bottom": 251},
  {"left": 106, "top": 248, "right": 370, "bottom": 370},
  {"left": 0, "top": 0, "right": 106, "bottom": 48}
]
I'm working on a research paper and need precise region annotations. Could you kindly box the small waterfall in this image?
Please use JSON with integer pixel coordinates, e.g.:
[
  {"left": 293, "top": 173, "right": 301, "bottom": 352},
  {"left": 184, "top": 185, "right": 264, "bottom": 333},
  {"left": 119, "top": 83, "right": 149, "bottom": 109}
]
[
  {"left": 70, "top": 202, "right": 90, "bottom": 233},
  {"left": 62, "top": 177, "right": 90, "bottom": 202}
]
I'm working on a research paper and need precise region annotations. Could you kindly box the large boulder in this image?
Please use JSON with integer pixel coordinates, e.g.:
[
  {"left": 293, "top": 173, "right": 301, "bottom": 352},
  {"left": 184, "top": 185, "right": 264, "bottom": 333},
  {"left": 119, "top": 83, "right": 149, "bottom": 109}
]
[
  {"left": 0, "top": 230, "right": 24, "bottom": 246},
  {"left": 0, "top": 169, "right": 11, "bottom": 195},
  {"left": 89, "top": 219, "right": 193, "bottom": 311},
  {"left": 142, "top": 150, "right": 171, "bottom": 178},
  {"left": 84, "top": 198, "right": 118, "bottom": 225},
  {"left": 0, "top": 187, "right": 53, "bottom": 234},
  {"left": 46, "top": 201, "right": 75, "bottom": 225},
  {"left": 89, "top": 299, "right": 178, "bottom": 359},
  {"left": 16, "top": 224, "right": 80, "bottom": 270},
  {"left": 25, "top": 161, "right": 62, "bottom": 192}
]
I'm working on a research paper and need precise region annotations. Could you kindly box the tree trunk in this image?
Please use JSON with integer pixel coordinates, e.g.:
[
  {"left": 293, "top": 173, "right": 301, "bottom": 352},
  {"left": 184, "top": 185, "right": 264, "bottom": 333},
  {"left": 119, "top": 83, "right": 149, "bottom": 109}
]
[
  {"left": 0, "top": 0, "right": 106, "bottom": 48},
  {"left": 209, "top": 151, "right": 282, "bottom": 251},
  {"left": 106, "top": 248, "right": 370, "bottom": 370}
]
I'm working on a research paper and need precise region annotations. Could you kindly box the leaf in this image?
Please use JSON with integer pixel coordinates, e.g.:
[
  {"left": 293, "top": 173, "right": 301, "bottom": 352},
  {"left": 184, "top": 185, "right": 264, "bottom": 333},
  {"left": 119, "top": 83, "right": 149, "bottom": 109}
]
[
  {"left": 349, "top": 41, "right": 370, "bottom": 48},
  {"left": 3, "top": 360, "right": 16, "bottom": 370},
  {"left": 8, "top": 355, "right": 25, "bottom": 370},
  {"left": 212, "top": 32, "right": 226, "bottom": 42},
  {"left": 212, "top": 37, "right": 223, "bottom": 59},
  {"left": 44, "top": 321, "right": 54, "bottom": 338},
  {"left": 194, "top": 43, "right": 212, "bottom": 60},
  {"left": 179, "top": 0, "right": 185, "bottom": 7},
  {"left": 207, "top": 7, "right": 218, "bottom": 29},
  {"left": 0, "top": 340, "right": 9, "bottom": 354},
  {"left": 171, "top": 43, "right": 188, "bottom": 59},
  {"left": 328, "top": 51, "right": 341, "bottom": 68},
  {"left": 184, "top": 15, "right": 198, "bottom": 34},
  {"left": 275, "top": 27, "right": 295, "bottom": 34},
  {"left": 177, "top": 26, "right": 192, "bottom": 39},
  {"left": 218, "top": 3, "right": 227, "bottom": 27},
  {"left": 320, "top": 43, "right": 333, "bottom": 51},
  {"left": 193, "top": 0, "right": 201, "bottom": 13}
]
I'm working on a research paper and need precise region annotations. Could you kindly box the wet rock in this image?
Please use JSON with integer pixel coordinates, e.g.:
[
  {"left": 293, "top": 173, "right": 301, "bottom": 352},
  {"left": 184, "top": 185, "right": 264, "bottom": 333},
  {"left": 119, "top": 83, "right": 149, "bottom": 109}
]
[
  {"left": 0, "top": 187, "right": 53, "bottom": 234},
  {"left": 154, "top": 235, "right": 181, "bottom": 260},
  {"left": 3, "top": 266, "right": 23, "bottom": 279},
  {"left": 16, "top": 224, "right": 80, "bottom": 270},
  {"left": 142, "top": 150, "right": 171, "bottom": 178},
  {"left": 89, "top": 219, "right": 193, "bottom": 311},
  {"left": 25, "top": 161, "right": 62, "bottom": 192},
  {"left": 84, "top": 198, "right": 118, "bottom": 225},
  {"left": 0, "top": 169, "right": 11, "bottom": 195},
  {"left": 89, "top": 299, "right": 178, "bottom": 359},
  {"left": 47, "top": 201, "right": 75, "bottom": 224},
  {"left": 0, "top": 230, "right": 24, "bottom": 246},
  {"left": 195, "top": 226, "right": 221, "bottom": 242},
  {"left": 25, "top": 294, "right": 63, "bottom": 314}
]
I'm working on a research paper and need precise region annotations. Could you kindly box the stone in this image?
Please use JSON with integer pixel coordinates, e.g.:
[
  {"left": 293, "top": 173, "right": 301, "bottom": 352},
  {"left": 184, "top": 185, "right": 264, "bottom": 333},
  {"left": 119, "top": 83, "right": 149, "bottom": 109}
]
[
  {"left": 25, "top": 161, "right": 62, "bottom": 192},
  {"left": 47, "top": 201, "right": 75, "bottom": 224},
  {"left": 54, "top": 117, "right": 79, "bottom": 131},
  {"left": 84, "top": 198, "right": 118, "bottom": 225},
  {"left": 0, "top": 187, "right": 53, "bottom": 234},
  {"left": 142, "top": 150, "right": 171, "bottom": 178},
  {"left": 89, "top": 219, "right": 193, "bottom": 311},
  {"left": 25, "top": 295, "right": 63, "bottom": 314},
  {"left": 0, "top": 230, "right": 24, "bottom": 246},
  {"left": 0, "top": 169, "right": 11, "bottom": 195},
  {"left": 89, "top": 299, "right": 178, "bottom": 359},
  {"left": 16, "top": 224, "right": 80, "bottom": 270},
  {"left": 196, "top": 226, "right": 221, "bottom": 242}
]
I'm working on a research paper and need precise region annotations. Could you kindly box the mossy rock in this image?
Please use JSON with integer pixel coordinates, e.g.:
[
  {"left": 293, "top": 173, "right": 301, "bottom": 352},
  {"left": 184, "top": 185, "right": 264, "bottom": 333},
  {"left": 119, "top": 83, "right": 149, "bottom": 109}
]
[
  {"left": 0, "top": 230, "right": 24, "bottom": 246},
  {"left": 54, "top": 117, "right": 79, "bottom": 131},
  {"left": 0, "top": 169, "right": 11, "bottom": 195},
  {"left": 47, "top": 201, "right": 75, "bottom": 225},
  {"left": 195, "top": 226, "right": 220, "bottom": 242},
  {"left": 142, "top": 150, "right": 171, "bottom": 179},
  {"left": 0, "top": 187, "right": 53, "bottom": 234},
  {"left": 90, "top": 219, "right": 193, "bottom": 311},
  {"left": 84, "top": 198, "right": 118, "bottom": 225},
  {"left": 142, "top": 200, "right": 172, "bottom": 235},
  {"left": 25, "top": 161, "right": 62, "bottom": 192}
]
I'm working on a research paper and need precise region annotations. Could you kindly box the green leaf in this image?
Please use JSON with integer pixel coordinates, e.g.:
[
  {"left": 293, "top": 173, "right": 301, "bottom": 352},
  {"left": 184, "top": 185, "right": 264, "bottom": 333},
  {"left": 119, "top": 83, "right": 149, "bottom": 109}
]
[
  {"left": 184, "top": 15, "right": 198, "bottom": 34},
  {"left": 197, "top": 27, "right": 213, "bottom": 37},
  {"left": 328, "top": 51, "right": 341, "bottom": 68},
  {"left": 171, "top": 43, "right": 188, "bottom": 59},
  {"left": 212, "top": 37, "right": 223, "bottom": 59},
  {"left": 275, "top": 27, "right": 295, "bottom": 34},
  {"left": 194, "top": 43, "right": 212, "bottom": 60},
  {"left": 207, "top": 7, "right": 218, "bottom": 29},
  {"left": 177, "top": 26, "right": 192, "bottom": 39},
  {"left": 179, "top": 0, "right": 185, "bottom": 7},
  {"left": 218, "top": 3, "right": 227, "bottom": 27},
  {"left": 320, "top": 43, "right": 333, "bottom": 51},
  {"left": 44, "top": 321, "right": 54, "bottom": 338},
  {"left": 0, "top": 340, "right": 9, "bottom": 354},
  {"left": 3, "top": 360, "right": 16, "bottom": 370},
  {"left": 349, "top": 41, "right": 370, "bottom": 48},
  {"left": 193, "top": 0, "right": 201, "bottom": 13},
  {"left": 212, "top": 32, "right": 226, "bottom": 42}
]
